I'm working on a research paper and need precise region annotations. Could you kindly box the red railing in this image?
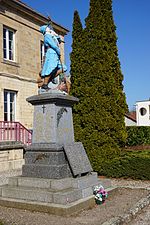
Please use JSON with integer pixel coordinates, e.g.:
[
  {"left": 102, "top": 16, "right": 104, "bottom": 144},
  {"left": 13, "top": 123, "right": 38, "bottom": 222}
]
[{"left": 0, "top": 121, "right": 32, "bottom": 146}]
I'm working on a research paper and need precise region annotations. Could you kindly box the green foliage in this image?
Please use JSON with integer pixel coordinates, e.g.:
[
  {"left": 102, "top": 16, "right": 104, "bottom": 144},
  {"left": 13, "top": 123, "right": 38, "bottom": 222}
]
[
  {"left": 70, "top": 1, "right": 128, "bottom": 171},
  {"left": 126, "top": 126, "right": 150, "bottom": 146},
  {"left": 99, "top": 150, "right": 150, "bottom": 180},
  {"left": 0, "top": 221, "right": 4, "bottom": 225},
  {"left": 70, "top": 10, "right": 83, "bottom": 96}
]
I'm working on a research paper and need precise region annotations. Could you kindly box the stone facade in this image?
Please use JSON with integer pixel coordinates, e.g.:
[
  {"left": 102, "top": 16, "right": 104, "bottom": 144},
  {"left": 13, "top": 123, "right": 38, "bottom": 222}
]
[
  {"left": 0, "top": 141, "right": 25, "bottom": 172},
  {"left": 0, "top": 0, "right": 68, "bottom": 129}
]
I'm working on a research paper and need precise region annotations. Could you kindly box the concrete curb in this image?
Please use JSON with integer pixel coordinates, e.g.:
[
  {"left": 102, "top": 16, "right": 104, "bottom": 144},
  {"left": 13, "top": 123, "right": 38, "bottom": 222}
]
[{"left": 102, "top": 190, "right": 150, "bottom": 225}]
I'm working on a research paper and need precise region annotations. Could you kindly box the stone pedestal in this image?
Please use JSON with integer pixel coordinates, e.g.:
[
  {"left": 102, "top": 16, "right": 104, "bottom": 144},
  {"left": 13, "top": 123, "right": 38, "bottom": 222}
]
[
  {"left": 22, "top": 94, "right": 92, "bottom": 179},
  {"left": 30, "top": 94, "right": 76, "bottom": 144}
]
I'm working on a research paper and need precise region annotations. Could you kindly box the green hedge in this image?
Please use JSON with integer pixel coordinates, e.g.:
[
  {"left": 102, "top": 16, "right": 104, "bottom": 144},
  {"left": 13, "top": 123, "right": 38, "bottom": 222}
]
[
  {"left": 126, "top": 126, "right": 150, "bottom": 146},
  {"left": 98, "top": 150, "right": 150, "bottom": 180},
  {"left": 89, "top": 126, "right": 150, "bottom": 179}
]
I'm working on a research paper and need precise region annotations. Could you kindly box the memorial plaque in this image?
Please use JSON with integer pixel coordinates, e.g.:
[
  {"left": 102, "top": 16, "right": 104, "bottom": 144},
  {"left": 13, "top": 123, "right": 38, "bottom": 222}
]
[{"left": 64, "top": 142, "right": 93, "bottom": 176}]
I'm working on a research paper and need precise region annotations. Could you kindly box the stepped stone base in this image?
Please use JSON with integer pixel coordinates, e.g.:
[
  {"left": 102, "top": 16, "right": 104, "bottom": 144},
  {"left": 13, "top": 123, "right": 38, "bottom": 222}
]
[
  {"left": 22, "top": 142, "right": 92, "bottom": 179},
  {"left": 0, "top": 173, "right": 111, "bottom": 215},
  {"left": 22, "top": 147, "right": 72, "bottom": 179}
]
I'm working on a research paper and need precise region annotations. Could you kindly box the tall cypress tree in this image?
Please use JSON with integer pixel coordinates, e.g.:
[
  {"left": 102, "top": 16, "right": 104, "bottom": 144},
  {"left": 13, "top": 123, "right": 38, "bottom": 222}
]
[
  {"left": 70, "top": 10, "right": 86, "bottom": 139},
  {"left": 70, "top": 10, "right": 83, "bottom": 97},
  {"left": 70, "top": 0, "right": 128, "bottom": 172}
]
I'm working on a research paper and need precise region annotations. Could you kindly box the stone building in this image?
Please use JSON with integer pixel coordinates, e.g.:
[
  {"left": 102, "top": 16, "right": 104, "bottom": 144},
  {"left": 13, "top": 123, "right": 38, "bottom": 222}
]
[{"left": 0, "top": 0, "right": 68, "bottom": 129}]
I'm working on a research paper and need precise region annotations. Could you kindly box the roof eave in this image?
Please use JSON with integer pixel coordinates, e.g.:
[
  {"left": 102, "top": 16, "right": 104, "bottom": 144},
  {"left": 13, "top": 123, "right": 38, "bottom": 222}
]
[{"left": 125, "top": 114, "right": 137, "bottom": 122}]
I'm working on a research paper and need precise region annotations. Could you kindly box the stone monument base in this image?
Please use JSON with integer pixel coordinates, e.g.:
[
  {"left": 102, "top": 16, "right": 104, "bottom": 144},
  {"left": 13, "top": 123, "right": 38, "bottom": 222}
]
[{"left": 0, "top": 172, "right": 111, "bottom": 215}]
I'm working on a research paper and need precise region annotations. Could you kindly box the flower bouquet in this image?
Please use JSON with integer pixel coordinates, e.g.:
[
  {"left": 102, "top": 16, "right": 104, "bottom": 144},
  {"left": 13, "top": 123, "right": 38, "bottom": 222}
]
[{"left": 93, "top": 185, "right": 108, "bottom": 205}]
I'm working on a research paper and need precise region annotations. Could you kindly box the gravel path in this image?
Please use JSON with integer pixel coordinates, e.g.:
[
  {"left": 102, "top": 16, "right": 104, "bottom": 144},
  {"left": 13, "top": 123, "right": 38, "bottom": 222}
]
[
  {"left": 127, "top": 205, "right": 150, "bottom": 225},
  {"left": 112, "top": 179, "right": 150, "bottom": 225},
  {"left": 111, "top": 178, "right": 150, "bottom": 225},
  {"left": 111, "top": 178, "right": 150, "bottom": 190}
]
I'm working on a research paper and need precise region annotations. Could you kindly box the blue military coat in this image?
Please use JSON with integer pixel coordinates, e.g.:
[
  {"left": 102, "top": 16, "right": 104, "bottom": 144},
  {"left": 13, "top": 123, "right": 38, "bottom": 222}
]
[{"left": 40, "top": 25, "right": 67, "bottom": 77}]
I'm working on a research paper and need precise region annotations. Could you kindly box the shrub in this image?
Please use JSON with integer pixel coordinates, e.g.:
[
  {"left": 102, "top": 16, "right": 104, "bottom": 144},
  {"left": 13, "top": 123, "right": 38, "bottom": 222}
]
[
  {"left": 99, "top": 150, "right": 150, "bottom": 180},
  {"left": 126, "top": 126, "right": 150, "bottom": 146}
]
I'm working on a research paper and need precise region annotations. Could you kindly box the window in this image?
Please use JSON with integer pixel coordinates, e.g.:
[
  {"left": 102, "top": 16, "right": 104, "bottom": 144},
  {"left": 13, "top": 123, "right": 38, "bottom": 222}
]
[
  {"left": 3, "top": 27, "right": 15, "bottom": 61},
  {"left": 139, "top": 107, "right": 147, "bottom": 116},
  {"left": 40, "top": 41, "right": 45, "bottom": 67},
  {"left": 4, "top": 90, "right": 16, "bottom": 121}
]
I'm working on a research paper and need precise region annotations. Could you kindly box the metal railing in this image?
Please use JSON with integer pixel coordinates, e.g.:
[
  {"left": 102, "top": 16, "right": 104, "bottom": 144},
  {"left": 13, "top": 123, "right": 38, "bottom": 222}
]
[{"left": 0, "top": 121, "right": 32, "bottom": 146}]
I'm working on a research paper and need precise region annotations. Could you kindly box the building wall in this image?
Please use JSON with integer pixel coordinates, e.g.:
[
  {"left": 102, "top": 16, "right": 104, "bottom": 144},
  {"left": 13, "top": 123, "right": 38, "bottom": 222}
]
[
  {"left": 125, "top": 117, "right": 136, "bottom": 126},
  {"left": 0, "top": 74, "right": 36, "bottom": 128},
  {"left": 136, "top": 101, "right": 150, "bottom": 126},
  {"left": 0, "top": 2, "right": 66, "bottom": 129}
]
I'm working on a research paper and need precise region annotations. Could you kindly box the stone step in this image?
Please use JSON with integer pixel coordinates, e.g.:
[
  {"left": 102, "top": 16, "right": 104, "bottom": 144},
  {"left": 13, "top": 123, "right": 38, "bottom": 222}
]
[
  {"left": 8, "top": 176, "right": 72, "bottom": 190},
  {"left": 53, "top": 188, "right": 82, "bottom": 204},
  {"left": 0, "top": 185, "right": 54, "bottom": 203},
  {"left": 8, "top": 173, "right": 111, "bottom": 193},
  {"left": 0, "top": 185, "right": 82, "bottom": 205},
  {"left": 3, "top": 174, "right": 112, "bottom": 205},
  {"left": 8, "top": 173, "right": 111, "bottom": 190},
  {"left": 0, "top": 195, "right": 95, "bottom": 216}
]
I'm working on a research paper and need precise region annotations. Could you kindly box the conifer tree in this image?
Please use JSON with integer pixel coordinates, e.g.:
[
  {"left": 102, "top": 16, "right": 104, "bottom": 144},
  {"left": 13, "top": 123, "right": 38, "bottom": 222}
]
[
  {"left": 70, "top": 0, "right": 128, "bottom": 172},
  {"left": 70, "top": 10, "right": 83, "bottom": 97}
]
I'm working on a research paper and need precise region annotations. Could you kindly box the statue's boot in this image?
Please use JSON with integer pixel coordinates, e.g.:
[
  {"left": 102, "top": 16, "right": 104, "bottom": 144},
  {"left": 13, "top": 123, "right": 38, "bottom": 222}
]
[
  {"left": 41, "top": 84, "right": 49, "bottom": 90},
  {"left": 41, "top": 77, "right": 50, "bottom": 90},
  {"left": 41, "top": 76, "right": 51, "bottom": 90}
]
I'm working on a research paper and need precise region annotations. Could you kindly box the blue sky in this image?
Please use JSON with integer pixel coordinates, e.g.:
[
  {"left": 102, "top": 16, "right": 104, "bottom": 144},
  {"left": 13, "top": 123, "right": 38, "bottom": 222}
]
[{"left": 22, "top": 0, "right": 150, "bottom": 111}]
